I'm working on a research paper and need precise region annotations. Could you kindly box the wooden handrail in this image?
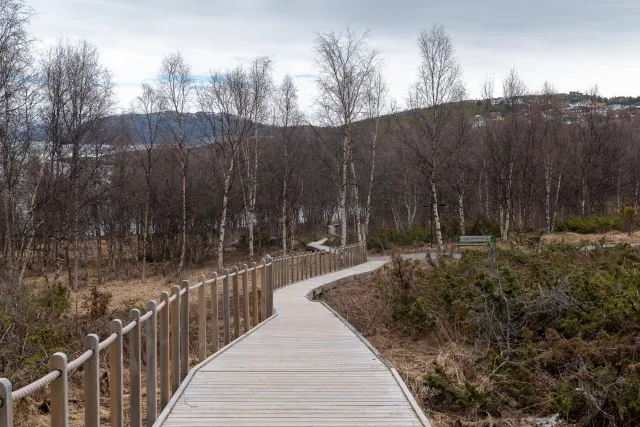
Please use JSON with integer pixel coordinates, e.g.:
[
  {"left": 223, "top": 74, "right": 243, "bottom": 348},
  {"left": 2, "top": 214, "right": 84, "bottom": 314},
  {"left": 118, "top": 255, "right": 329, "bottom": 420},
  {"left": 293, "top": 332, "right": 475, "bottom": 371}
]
[{"left": 0, "top": 243, "right": 368, "bottom": 427}]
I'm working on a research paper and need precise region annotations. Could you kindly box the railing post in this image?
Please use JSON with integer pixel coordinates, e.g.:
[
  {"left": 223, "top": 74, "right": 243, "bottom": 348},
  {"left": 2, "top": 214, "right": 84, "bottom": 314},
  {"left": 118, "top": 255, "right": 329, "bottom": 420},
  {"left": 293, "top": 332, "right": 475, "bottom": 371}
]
[
  {"left": 223, "top": 269, "right": 230, "bottom": 345},
  {"left": 159, "top": 292, "right": 170, "bottom": 409},
  {"left": 242, "top": 264, "right": 250, "bottom": 333},
  {"left": 170, "top": 285, "right": 180, "bottom": 394},
  {"left": 269, "top": 256, "right": 274, "bottom": 316},
  {"left": 84, "top": 334, "right": 99, "bottom": 427},
  {"left": 211, "top": 272, "right": 219, "bottom": 352},
  {"left": 261, "top": 259, "right": 267, "bottom": 321},
  {"left": 109, "top": 319, "right": 123, "bottom": 427},
  {"left": 129, "top": 309, "right": 142, "bottom": 427},
  {"left": 316, "top": 252, "right": 320, "bottom": 276},
  {"left": 180, "top": 280, "right": 189, "bottom": 382},
  {"left": 292, "top": 256, "right": 295, "bottom": 282},
  {"left": 300, "top": 255, "right": 304, "bottom": 281},
  {"left": 251, "top": 262, "right": 258, "bottom": 326},
  {"left": 146, "top": 300, "right": 157, "bottom": 426},
  {"left": 198, "top": 275, "right": 207, "bottom": 362},
  {"left": 50, "top": 352, "right": 68, "bottom": 427},
  {"left": 232, "top": 267, "right": 240, "bottom": 339},
  {"left": 282, "top": 258, "right": 287, "bottom": 286},
  {"left": 303, "top": 255, "right": 307, "bottom": 279},
  {"left": 0, "top": 378, "right": 12, "bottom": 427}
]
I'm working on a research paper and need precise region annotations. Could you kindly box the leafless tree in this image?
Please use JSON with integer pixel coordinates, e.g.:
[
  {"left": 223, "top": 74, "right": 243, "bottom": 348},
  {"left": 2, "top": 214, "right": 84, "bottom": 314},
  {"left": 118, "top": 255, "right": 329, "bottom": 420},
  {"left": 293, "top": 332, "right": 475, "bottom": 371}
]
[
  {"left": 157, "top": 52, "right": 193, "bottom": 274},
  {"left": 240, "top": 56, "right": 272, "bottom": 259},
  {"left": 274, "top": 74, "right": 303, "bottom": 254},
  {"left": 40, "top": 39, "right": 114, "bottom": 289},
  {"left": 360, "top": 69, "right": 388, "bottom": 241},
  {"left": 131, "top": 83, "right": 165, "bottom": 282},
  {"left": 401, "top": 24, "right": 465, "bottom": 250},
  {"left": 486, "top": 67, "right": 527, "bottom": 242},
  {"left": 0, "top": 0, "right": 36, "bottom": 288},
  {"left": 314, "top": 28, "right": 378, "bottom": 246},
  {"left": 197, "top": 64, "right": 260, "bottom": 268}
]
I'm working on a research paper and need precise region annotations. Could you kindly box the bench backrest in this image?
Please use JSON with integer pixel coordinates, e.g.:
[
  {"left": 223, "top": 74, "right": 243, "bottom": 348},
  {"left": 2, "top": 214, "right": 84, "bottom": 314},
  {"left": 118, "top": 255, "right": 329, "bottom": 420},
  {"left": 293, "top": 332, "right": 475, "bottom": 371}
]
[{"left": 458, "top": 235, "right": 495, "bottom": 245}]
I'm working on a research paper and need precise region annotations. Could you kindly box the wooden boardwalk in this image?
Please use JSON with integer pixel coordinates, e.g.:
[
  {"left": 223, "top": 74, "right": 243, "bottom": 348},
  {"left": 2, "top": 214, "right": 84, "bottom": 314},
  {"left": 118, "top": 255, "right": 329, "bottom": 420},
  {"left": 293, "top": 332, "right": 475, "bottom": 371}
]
[{"left": 156, "top": 261, "right": 430, "bottom": 426}]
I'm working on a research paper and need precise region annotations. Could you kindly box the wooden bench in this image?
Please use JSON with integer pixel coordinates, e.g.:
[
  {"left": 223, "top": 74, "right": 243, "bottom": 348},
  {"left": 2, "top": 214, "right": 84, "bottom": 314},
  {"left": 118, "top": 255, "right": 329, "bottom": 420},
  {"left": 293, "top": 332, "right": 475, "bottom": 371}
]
[{"left": 457, "top": 235, "right": 496, "bottom": 248}]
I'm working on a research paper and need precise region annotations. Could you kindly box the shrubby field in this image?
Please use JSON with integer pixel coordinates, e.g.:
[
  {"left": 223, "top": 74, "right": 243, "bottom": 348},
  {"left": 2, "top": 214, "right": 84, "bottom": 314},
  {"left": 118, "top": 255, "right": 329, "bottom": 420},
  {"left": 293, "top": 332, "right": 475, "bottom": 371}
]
[{"left": 323, "top": 245, "right": 640, "bottom": 426}]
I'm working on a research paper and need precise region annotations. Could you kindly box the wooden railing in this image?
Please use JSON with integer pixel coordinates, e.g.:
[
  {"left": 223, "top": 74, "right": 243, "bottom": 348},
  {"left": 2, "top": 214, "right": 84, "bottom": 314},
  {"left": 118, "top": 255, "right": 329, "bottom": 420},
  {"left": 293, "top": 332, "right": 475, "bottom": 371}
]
[{"left": 0, "top": 243, "right": 367, "bottom": 427}]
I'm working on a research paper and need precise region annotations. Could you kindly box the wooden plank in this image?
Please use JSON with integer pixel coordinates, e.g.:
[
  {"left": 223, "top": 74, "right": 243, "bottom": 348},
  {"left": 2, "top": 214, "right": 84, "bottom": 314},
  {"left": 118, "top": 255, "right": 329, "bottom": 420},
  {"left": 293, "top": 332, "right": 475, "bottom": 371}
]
[{"left": 157, "top": 261, "right": 430, "bottom": 426}]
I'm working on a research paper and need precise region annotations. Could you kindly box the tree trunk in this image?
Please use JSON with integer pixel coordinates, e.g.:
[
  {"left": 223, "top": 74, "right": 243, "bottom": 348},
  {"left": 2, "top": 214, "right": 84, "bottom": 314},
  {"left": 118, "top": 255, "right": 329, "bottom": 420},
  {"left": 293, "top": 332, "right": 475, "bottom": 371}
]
[
  {"left": 349, "top": 158, "right": 362, "bottom": 243},
  {"left": 581, "top": 177, "right": 587, "bottom": 217},
  {"left": 635, "top": 174, "right": 639, "bottom": 209},
  {"left": 217, "top": 155, "right": 235, "bottom": 269},
  {"left": 364, "top": 117, "right": 378, "bottom": 239},
  {"left": 616, "top": 174, "right": 621, "bottom": 214},
  {"left": 179, "top": 146, "right": 187, "bottom": 274},
  {"left": 544, "top": 159, "right": 553, "bottom": 233},
  {"left": 340, "top": 131, "right": 349, "bottom": 246},
  {"left": 281, "top": 135, "right": 289, "bottom": 254},
  {"left": 458, "top": 192, "right": 465, "bottom": 236},
  {"left": 142, "top": 171, "right": 150, "bottom": 283},
  {"left": 430, "top": 176, "right": 444, "bottom": 251},
  {"left": 552, "top": 171, "right": 562, "bottom": 231}
]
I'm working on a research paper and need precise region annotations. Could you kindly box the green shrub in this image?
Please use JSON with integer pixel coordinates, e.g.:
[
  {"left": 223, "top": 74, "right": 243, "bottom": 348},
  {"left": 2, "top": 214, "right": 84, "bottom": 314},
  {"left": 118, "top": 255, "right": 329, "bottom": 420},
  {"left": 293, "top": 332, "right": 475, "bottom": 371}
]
[
  {"left": 375, "top": 244, "right": 640, "bottom": 424},
  {"left": 425, "top": 362, "right": 488, "bottom": 410},
  {"left": 37, "top": 282, "right": 71, "bottom": 315},
  {"left": 367, "top": 225, "right": 431, "bottom": 249},
  {"left": 555, "top": 215, "right": 621, "bottom": 233}
]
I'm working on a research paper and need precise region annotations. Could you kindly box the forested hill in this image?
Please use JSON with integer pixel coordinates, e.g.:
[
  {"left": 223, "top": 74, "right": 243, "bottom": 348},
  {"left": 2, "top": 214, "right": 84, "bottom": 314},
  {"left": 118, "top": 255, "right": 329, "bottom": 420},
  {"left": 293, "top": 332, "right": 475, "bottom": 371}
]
[{"left": 102, "top": 111, "right": 275, "bottom": 147}]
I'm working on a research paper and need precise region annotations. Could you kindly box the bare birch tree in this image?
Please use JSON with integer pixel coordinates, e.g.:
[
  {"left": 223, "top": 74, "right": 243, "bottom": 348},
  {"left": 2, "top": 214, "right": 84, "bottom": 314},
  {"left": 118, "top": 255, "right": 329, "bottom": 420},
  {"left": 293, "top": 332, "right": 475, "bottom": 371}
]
[
  {"left": 240, "top": 56, "right": 272, "bottom": 259},
  {"left": 486, "top": 67, "right": 526, "bottom": 242},
  {"left": 40, "top": 40, "right": 114, "bottom": 290},
  {"left": 131, "top": 83, "right": 164, "bottom": 282},
  {"left": 0, "top": 0, "right": 36, "bottom": 288},
  {"left": 314, "top": 28, "right": 378, "bottom": 246},
  {"left": 274, "top": 74, "right": 303, "bottom": 254},
  {"left": 360, "top": 70, "right": 388, "bottom": 241},
  {"left": 400, "top": 24, "right": 465, "bottom": 250},
  {"left": 157, "top": 52, "right": 193, "bottom": 274},
  {"left": 197, "top": 65, "right": 257, "bottom": 268}
]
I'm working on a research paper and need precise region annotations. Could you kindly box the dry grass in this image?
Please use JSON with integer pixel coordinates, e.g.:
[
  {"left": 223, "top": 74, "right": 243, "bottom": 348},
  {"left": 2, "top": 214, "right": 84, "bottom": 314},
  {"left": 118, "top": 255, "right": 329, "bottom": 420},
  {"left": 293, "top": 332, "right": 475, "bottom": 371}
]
[{"left": 540, "top": 230, "right": 640, "bottom": 246}]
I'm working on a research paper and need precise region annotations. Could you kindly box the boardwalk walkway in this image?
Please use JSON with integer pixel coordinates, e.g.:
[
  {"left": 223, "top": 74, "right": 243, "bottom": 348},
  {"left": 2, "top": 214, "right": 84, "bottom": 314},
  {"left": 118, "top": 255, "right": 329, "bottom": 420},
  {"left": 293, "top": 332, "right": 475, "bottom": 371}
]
[{"left": 156, "top": 261, "right": 430, "bottom": 426}]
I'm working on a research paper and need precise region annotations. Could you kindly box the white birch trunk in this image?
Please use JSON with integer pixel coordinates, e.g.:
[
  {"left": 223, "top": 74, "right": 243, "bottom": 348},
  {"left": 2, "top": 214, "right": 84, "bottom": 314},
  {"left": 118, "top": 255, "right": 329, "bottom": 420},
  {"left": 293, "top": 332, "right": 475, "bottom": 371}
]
[
  {"left": 458, "top": 192, "right": 465, "bottom": 236},
  {"left": 364, "top": 116, "right": 379, "bottom": 237},
  {"left": 350, "top": 158, "right": 362, "bottom": 243},
  {"left": 544, "top": 158, "right": 553, "bottom": 233},
  {"left": 217, "top": 155, "right": 235, "bottom": 269},
  {"left": 552, "top": 171, "right": 562, "bottom": 231},
  {"left": 340, "top": 132, "right": 349, "bottom": 247},
  {"left": 430, "top": 177, "right": 444, "bottom": 251}
]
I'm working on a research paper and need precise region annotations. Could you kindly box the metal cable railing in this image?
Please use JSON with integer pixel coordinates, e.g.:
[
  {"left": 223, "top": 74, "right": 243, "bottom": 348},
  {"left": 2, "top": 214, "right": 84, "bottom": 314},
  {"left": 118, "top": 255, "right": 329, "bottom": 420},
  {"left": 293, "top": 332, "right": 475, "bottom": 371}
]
[{"left": 0, "top": 243, "right": 368, "bottom": 427}]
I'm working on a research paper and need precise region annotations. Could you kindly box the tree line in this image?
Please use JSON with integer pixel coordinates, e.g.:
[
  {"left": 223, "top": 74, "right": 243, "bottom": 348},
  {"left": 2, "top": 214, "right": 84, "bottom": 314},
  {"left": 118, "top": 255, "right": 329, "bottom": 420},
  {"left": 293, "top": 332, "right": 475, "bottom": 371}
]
[{"left": 1, "top": 0, "right": 639, "bottom": 291}]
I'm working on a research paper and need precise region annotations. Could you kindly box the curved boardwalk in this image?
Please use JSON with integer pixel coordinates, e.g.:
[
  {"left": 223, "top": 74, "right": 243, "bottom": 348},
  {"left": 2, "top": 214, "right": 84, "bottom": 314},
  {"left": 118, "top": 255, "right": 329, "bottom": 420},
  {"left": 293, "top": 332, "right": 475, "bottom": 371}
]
[{"left": 156, "top": 261, "right": 430, "bottom": 426}]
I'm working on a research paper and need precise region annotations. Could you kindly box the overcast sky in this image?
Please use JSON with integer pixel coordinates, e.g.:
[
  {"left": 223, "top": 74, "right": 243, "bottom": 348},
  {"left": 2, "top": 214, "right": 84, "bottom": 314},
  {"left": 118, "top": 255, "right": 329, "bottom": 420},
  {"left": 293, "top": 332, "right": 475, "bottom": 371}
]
[{"left": 27, "top": 0, "right": 640, "bottom": 113}]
